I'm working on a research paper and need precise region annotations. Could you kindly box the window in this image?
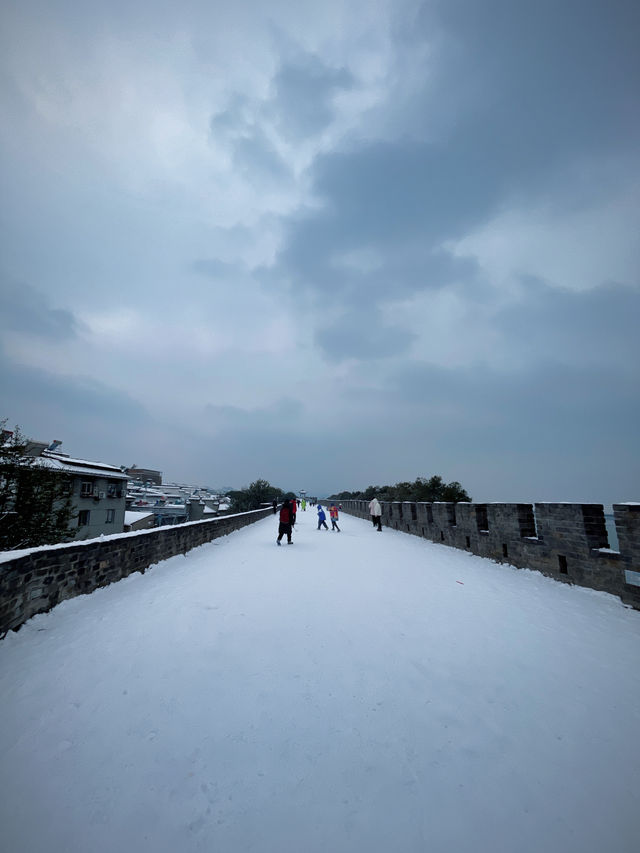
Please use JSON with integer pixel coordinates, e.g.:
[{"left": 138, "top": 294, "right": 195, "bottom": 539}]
[
  {"left": 106, "top": 509, "right": 115, "bottom": 523},
  {"left": 475, "top": 505, "right": 489, "bottom": 533},
  {"left": 107, "top": 483, "right": 122, "bottom": 498},
  {"left": 80, "top": 481, "right": 94, "bottom": 497},
  {"left": 78, "top": 510, "right": 90, "bottom": 526}
]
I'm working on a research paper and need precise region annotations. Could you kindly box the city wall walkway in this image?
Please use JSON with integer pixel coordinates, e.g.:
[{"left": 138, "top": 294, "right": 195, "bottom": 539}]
[{"left": 1, "top": 509, "right": 639, "bottom": 852}]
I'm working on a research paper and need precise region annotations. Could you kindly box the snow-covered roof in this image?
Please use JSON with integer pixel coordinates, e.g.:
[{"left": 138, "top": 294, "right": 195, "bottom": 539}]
[
  {"left": 37, "top": 452, "right": 129, "bottom": 481},
  {"left": 124, "top": 511, "right": 155, "bottom": 525}
]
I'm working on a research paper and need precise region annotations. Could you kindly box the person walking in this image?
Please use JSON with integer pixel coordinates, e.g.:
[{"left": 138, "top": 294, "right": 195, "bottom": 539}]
[
  {"left": 368, "top": 496, "right": 382, "bottom": 531},
  {"left": 329, "top": 503, "right": 341, "bottom": 532},
  {"left": 272, "top": 498, "right": 278, "bottom": 514},
  {"left": 290, "top": 497, "right": 297, "bottom": 528},
  {"left": 277, "top": 498, "right": 294, "bottom": 545},
  {"left": 317, "top": 504, "right": 329, "bottom": 530}
]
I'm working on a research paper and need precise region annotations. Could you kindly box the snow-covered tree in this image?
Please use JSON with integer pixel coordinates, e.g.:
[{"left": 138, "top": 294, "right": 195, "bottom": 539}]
[{"left": 0, "top": 420, "right": 76, "bottom": 550}]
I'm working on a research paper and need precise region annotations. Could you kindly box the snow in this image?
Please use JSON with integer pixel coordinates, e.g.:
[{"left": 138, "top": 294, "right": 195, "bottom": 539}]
[
  {"left": 1, "top": 510, "right": 639, "bottom": 853},
  {"left": 38, "top": 452, "right": 129, "bottom": 479},
  {"left": 0, "top": 508, "right": 265, "bottom": 565},
  {"left": 124, "top": 511, "right": 155, "bottom": 525}
]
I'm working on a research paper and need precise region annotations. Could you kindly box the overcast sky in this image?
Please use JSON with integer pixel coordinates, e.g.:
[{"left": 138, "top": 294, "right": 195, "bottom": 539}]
[{"left": 1, "top": 0, "right": 638, "bottom": 502}]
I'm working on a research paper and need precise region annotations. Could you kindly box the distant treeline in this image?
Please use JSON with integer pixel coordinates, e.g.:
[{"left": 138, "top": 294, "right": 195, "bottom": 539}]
[
  {"left": 329, "top": 476, "right": 471, "bottom": 504},
  {"left": 226, "top": 479, "right": 295, "bottom": 512}
]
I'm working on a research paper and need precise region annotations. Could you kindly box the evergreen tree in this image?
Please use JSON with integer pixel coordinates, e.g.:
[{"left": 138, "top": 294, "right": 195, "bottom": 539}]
[
  {"left": 0, "top": 420, "right": 76, "bottom": 550},
  {"left": 226, "top": 479, "right": 285, "bottom": 512},
  {"left": 329, "top": 474, "right": 471, "bottom": 503}
]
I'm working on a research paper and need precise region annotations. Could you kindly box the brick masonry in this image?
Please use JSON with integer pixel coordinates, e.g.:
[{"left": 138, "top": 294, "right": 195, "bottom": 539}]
[
  {"left": 340, "top": 500, "right": 640, "bottom": 609},
  {"left": 0, "top": 508, "right": 272, "bottom": 636}
]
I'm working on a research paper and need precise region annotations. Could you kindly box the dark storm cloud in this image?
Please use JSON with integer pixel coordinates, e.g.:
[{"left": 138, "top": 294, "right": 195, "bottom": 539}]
[
  {"left": 0, "top": 279, "right": 81, "bottom": 340},
  {"left": 420, "top": 0, "right": 640, "bottom": 166},
  {"left": 271, "top": 53, "right": 354, "bottom": 139},
  {"left": 280, "top": 139, "right": 500, "bottom": 283},
  {"left": 270, "top": 136, "right": 504, "bottom": 357},
  {"left": 269, "top": 0, "right": 640, "bottom": 361}
]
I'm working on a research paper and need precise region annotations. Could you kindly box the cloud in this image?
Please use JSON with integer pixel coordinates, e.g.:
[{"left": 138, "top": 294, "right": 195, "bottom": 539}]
[
  {"left": 203, "top": 397, "right": 304, "bottom": 431},
  {"left": 418, "top": 0, "right": 640, "bottom": 165},
  {"left": 0, "top": 278, "right": 80, "bottom": 340},
  {"left": 315, "top": 306, "right": 416, "bottom": 361},
  {"left": 0, "top": 0, "right": 637, "bottom": 504},
  {"left": 270, "top": 53, "right": 355, "bottom": 139},
  {"left": 191, "top": 258, "right": 245, "bottom": 280},
  {"left": 495, "top": 279, "right": 640, "bottom": 369},
  {"left": 264, "top": 0, "right": 640, "bottom": 374},
  {"left": 448, "top": 174, "right": 640, "bottom": 294},
  {"left": 0, "top": 358, "right": 151, "bottom": 464},
  {"left": 365, "top": 357, "right": 640, "bottom": 503},
  {"left": 211, "top": 95, "right": 292, "bottom": 186}
]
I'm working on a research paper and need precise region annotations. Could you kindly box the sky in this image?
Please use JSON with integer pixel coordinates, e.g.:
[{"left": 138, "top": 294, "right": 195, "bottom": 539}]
[{"left": 1, "top": 0, "right": 638, "bottom": 502}]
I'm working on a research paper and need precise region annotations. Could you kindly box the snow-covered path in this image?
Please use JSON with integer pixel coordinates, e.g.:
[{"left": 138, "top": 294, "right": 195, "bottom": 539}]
[{"left": 1, "top": 508, "right": 640, "bottom": 853}]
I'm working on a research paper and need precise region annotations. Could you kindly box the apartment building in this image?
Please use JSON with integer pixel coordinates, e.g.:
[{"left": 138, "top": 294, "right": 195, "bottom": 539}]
[{"left": 39, "top": 450, "right": 129, "bottom": 540}]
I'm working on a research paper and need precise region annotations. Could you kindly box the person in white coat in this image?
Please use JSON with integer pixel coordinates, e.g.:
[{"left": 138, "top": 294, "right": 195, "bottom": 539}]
[{"left": 368, "top": 497, "right": 382, "bottom": 531}]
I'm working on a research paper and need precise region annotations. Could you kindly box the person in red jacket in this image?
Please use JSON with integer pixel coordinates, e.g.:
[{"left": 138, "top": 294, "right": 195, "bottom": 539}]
[
  {"left": 277, "top": 498, "right": 294, "bottom": 545},
  {"left": 290, "top": 497, "right": 297, "bottom": 527}
]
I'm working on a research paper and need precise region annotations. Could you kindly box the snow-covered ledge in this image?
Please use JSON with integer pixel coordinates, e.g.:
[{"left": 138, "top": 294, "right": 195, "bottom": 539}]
[{"left": 0, "top": 508, "right": 272, "bottom": 636}]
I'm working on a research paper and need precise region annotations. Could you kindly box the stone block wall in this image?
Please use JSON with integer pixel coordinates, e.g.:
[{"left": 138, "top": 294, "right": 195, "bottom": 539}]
[
  {"left": 338, "top": 500, "right": 640, "bottom": 609},
  {"left": 0, "top": 508, "right": 271, "bottom": 636}
]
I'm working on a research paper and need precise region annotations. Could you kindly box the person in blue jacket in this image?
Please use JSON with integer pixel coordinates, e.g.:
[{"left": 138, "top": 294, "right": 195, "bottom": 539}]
[{"left": 317, "top": 504, "right": 329, "bottom": 530}]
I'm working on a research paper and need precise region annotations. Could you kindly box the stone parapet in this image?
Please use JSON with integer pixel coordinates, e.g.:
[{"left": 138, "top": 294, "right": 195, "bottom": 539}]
[
  {"left": 0, "top": 508, "right": 271, "bottom": 636},
  {"left": 337, "top": 500, "right": 640, "bottom": 609}
]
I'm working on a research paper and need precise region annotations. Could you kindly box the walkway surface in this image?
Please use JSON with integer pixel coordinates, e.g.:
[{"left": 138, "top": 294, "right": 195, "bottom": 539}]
[{"left": 1, "top": 508, "right": 640, "bottom": 853}]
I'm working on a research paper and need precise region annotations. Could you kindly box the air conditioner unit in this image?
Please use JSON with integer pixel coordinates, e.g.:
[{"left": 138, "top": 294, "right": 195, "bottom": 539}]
[{"left": 98, "top": 491, "right": 106, "bottom": 500}]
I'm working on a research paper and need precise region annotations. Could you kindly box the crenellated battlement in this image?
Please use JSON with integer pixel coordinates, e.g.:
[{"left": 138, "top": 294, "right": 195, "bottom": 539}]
[{"left": 339, "top": 500, "right": 640, "bottom": 608}]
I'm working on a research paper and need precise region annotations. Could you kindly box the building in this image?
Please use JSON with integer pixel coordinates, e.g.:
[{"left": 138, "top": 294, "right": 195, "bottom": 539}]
[
  {"left": 38, "top": 450, "right": 129, "bottom": 541},
  {"left": 2, "top": 434, "right": 130, "bottom": 547},
  {"left": 125, "top": 466, "right": 162, "bottom": 486},
  {"left": 123, "top": 510, "right": 156, "bottom": 532}
]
